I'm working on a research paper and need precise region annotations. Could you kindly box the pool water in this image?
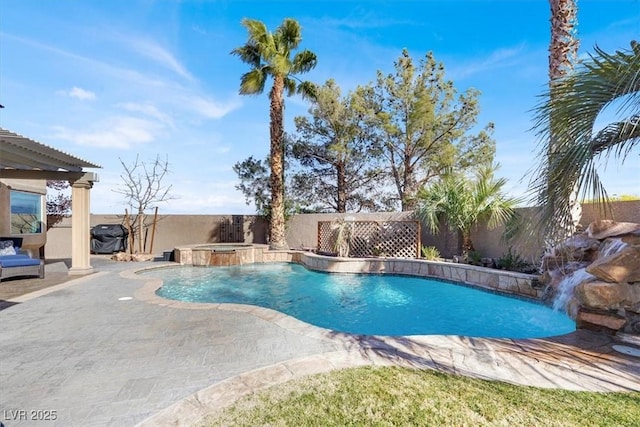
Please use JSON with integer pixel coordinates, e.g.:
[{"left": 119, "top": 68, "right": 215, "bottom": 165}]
[{"left": 144, "top": 263, "right": 575, "bottom": 338}]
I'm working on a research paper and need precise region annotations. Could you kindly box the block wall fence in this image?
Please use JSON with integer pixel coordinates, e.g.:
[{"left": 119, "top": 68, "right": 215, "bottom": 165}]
[{"left": 44, "top": 201, "right": 640, "bottom": 261}]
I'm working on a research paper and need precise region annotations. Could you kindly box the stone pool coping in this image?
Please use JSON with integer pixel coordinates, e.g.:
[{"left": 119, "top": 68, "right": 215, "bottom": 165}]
[
  {"left": 126, "top": 261, "right": 640, "bottom": 427},
  {"left": 172, "top": 246, "right": 545, "bottom": 300}
]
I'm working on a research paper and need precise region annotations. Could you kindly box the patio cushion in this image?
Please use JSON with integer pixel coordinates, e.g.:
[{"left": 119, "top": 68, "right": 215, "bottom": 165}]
[
  {"left": 0, "top": 254, "right": 41, "bottom": 268},
  {"left": 0, "top": 240, "right": 17, "bottom": 256}
]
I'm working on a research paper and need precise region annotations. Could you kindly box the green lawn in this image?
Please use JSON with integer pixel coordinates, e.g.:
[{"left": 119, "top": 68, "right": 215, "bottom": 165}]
[{"left": 202, "top": 366, "right": 640, "bottom": 426}]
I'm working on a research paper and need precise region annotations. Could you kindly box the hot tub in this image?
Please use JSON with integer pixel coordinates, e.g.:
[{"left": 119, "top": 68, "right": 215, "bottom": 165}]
[{"left": 173, "top": 243, "right": 270, "bottom": 266}]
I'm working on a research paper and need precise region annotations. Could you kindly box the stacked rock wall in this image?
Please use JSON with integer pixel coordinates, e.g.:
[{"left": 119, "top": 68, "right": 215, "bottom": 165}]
[{"left": 542, "top": 220, "right": 640, "bottom": 334}]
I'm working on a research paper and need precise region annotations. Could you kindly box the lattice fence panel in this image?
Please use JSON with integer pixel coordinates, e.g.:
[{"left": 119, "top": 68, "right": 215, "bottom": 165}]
[
  {"left": 317, "top": 221, "right": 337, "bottom": 254},
  {"left": 349, "top": 221, "right": 379, "bottom": 257},
  {"left": 317, "top": 220, "right": 420, "bottom": 258},
  {"left": 377, "top": 221, "right": 420, "bottom": 258}
]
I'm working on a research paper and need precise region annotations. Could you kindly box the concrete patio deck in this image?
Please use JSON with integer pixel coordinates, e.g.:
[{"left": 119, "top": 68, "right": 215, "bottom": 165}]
[{"left": 1, "top": 257, "right": 638, "bottom": 426}]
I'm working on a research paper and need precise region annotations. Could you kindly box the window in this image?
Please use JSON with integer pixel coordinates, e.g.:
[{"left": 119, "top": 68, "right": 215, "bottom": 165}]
[{"left": 10, "top": 190, "right": 43, "bottom": 234}]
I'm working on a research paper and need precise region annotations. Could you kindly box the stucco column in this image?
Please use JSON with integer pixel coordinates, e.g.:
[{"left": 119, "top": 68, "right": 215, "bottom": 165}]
[{"left": 69, "top": 176, "right": 94, "bottom": 275}]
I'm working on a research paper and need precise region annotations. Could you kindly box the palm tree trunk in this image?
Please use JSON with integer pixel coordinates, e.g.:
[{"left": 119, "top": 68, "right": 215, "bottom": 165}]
[
  {"left": 547, "top": 0, "right": 581, "bottom": 245},
  {"left": 269, "top": 75, "right": 288, "bottom": 250},
  {"left": 461, "top": 231, "right": 474, "bottom": 260}
]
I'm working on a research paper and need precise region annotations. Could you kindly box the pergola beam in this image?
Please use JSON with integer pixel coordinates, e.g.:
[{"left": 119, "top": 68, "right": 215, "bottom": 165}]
[
  {"left": 0, "top": 127, "right": 101, "bottom": 277},
  {"left": 0, "top": 169, "right": 91, "bottom": 182}
]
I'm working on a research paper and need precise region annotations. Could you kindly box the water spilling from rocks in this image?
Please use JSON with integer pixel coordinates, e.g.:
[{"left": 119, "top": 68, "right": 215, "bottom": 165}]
[
  {"left": 552, "top": 268, "right": 595, "bottom": 311},
  {"left": 599, "top": 238, "right": 628, "bottom": 258},
  {"left": 541, "top": 220, "right": 640, "bottom": 334}
]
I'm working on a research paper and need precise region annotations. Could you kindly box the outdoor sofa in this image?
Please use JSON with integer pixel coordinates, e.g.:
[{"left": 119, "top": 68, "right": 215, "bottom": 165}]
[{"left": 0, "top": 237, "right": 44, "bottom": 282}]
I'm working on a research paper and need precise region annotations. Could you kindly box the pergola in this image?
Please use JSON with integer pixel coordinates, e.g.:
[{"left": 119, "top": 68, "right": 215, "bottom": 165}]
[{"left": 0, "top": 127, "right": 101, "bottom": 275}]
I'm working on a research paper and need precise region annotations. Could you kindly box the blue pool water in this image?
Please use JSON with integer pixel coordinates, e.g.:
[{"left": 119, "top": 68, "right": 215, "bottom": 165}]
[{"left": 144, "top": 263, "right": 575, "bottom": 338}]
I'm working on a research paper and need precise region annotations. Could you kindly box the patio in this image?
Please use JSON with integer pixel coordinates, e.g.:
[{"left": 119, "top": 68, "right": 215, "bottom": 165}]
[{"left": 1, "top": 257, "right": 639, "bottom": 426}]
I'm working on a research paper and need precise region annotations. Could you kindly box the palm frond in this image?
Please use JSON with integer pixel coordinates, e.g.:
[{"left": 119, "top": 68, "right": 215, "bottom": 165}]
[
  {"left": 276, "top": 18, "right": 302, "bottom": 50},
  {"left": 239, "top": 69, "right": 267, "bottom": 95},
  {"left": 283, "top": 77, "right": 297, "bottom": 97},
  {"left": 528, "top": 41, "right": 640, "bottom": 242},
  {"left": 296, "top": 81, "right": 318, "bottom": 101},
  {"left": 230, "top": 44, "right": 262, "bottom": 68},
  {"left": 242, "top": 18, "right": 270, "bottom": 46},
  {"left": 291, "top": 50, "right": 318, "bottom": 74},
  {"left": 241, "top": 18, "right": 276, "bottom": 61},
  {"left": 272, "top": 55, "right": 292, "bottom": 75},
  {"left": 590, "top": 114, "right": 640, "bottom": 159}
]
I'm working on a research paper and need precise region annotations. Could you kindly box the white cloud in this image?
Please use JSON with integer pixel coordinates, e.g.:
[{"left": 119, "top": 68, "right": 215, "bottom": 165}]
[
  {"left": 6, "top": 32, "right": 170, "bottom": 88},
  {"left": 118, "top": 102, "right": 174, "bottom": 127},
  {"left": 128, "top": 37, "right": 195, "bottom": 82},
  {"left": 451, "top": 44, "right": 527, "bottom": 80},
  {"left": 192, "top": 25, "right": 207, "bottom": 35},
  {"left": 52, "top": 116, "right": 162, "bottom": 149},
  {"left": 182, "top": 94, "right": 242, "bottom": 119},
  {"left": 61, "top": 86, "right": 96, "bottom": 100},
  {"left": 169, "top": 181, "right": 252, "bottom": 214},
  {"left": 6, "top": 33, "right": 239, "bottom": 123}
]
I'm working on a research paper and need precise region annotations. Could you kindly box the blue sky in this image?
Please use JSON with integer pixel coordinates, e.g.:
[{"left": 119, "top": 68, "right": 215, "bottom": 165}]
[{"left": 1, "top": 0, "right": 638, "bottom": 214}]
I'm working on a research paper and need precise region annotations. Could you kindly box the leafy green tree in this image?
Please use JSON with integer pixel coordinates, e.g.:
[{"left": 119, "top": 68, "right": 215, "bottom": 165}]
[
  {"left": 417, "top": 165, "right": 521, "bottom": 258},
  {"left": 289, "top": 79, "right": 394, "bottom": 212},
  {"left": 232, "top": 156, "right": 271, "bottom": 216},
  {"left": 232, "top": 18, "right": 317, "bottom": 249},
  {"left": 232, "top": 153, "right": 304, "bottom": 222},
  {"left": 361, "top": 49, "right": 495, "bottom": 211},
  {"left": 529, "top": 41, "right": 640, "bottom": 241}
]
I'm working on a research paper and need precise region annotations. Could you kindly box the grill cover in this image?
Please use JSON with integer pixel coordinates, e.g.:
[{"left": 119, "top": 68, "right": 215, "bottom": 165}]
[{"left": 90, "top": 224, "right": 128, "bottom": 254}]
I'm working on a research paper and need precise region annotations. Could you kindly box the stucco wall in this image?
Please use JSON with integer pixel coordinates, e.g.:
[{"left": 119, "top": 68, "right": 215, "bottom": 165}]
[
  {"left": 44, "top": 200, "right": 639, "bottom": 261},
  {"left": 45, "top": 214, "right": 267, "bottom": 260},
  {"left": 470, "top": 200, "right": 640, "bottom": 262}
]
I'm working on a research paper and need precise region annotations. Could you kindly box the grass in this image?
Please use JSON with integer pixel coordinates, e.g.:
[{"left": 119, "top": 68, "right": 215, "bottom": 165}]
[{"left": 202, "top": 366, "right": 640, "bottom": 426}]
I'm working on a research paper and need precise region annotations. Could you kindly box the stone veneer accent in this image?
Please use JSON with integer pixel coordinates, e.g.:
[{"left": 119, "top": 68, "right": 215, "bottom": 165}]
[
  {"left": 542, "top": 220, "right": 640, "bottom": 334},
  {"left": 298, "top": 253, "right": 542, "bottom": 299},
  {"left": 173, "top": 244, "right": 543, "bottom": 301}
]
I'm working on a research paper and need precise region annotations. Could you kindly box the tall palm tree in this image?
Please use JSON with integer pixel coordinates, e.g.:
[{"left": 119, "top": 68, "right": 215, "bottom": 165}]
[
  {"left": 546, "top": 0, "right": 580, "bottom": 244},
  {"left": 417, "top": 165, "right": 521, "bottom": 259},
  {"left": 530, "top": 42, "right": 640, "bottom": 240},
  {"left": 232, "top": 18, "right": 317, "bottom": 249},
  {"left": 549, "top": 0, "right": 578, "bottom": 82}
]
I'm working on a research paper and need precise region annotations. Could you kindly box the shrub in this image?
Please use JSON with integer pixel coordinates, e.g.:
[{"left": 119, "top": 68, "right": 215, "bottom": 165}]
[
  {"left": 466, "top": 250, "right": 483, "bottom": 265},
  {"left": 421, "top": 245, "right": 440, "bottom": 260},
  {"left": 497, "top": 247, "right": 535, "bottom": 273}
]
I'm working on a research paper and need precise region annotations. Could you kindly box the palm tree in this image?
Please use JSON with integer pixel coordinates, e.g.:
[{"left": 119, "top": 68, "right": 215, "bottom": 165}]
[
  {"left": 529, "top": 41, "right": 640, "bottom": 241},
  {"left": 546, "top": 0, "right": 580, "bottom": 244},
  {"left": 549, "top": 0, "right": 578, "bottom": 82},
  {"left": 232, "top": 18, "right": 317, "bottom": 249},
  {"left": 417, "top": 165, "right": 521, "bottom": 259}
]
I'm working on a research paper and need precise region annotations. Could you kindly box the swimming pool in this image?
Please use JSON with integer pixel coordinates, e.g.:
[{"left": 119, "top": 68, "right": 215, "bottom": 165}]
[{"left": 144, "top": 263, "right": 575, "bottom": 338}]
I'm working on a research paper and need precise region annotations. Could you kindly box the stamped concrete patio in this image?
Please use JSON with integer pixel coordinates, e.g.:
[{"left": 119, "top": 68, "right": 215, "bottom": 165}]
[{"left": 1, "top": 257, "right": 639, "bottom": 426}]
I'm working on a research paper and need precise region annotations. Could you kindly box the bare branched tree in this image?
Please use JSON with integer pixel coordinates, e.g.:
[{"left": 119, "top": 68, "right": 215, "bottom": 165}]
[
  {"left": 114, "top": 154, "right": 176, "bottom": 253},
  {"left": 46, "top": 180, "right": 71, "bottom": 231}
]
